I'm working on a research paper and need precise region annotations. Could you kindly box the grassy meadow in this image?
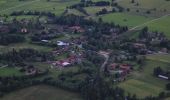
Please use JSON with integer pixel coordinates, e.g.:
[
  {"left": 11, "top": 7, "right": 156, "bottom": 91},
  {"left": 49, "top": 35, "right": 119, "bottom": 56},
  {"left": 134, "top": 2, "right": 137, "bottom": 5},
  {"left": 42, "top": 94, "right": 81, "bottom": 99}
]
[
  {"left": 99, "top": 13, "right": 152, "bottom": 27},
  {"left": 0, "top": 0, "right": 79, "bottom": 15},
  {"left": 0, "top": 67, "right": 23, "bottom": 77},
  {"left": 0, "top": 85, "right": 82, "bottom": 100}
]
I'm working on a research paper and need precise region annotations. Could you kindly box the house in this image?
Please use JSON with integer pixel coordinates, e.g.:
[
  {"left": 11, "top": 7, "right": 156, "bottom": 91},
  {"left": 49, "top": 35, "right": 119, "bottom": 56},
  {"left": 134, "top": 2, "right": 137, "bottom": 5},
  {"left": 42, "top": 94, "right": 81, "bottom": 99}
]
[
  {"left": 158, "top": 75, "right": 169, "bottom": 80},
  {"left": 57, "top": 41, "right": 69, "bottom": 46},
  {"left": 21, "top": 28, "right": 28, "bottom": 33},
  {"left": 25, "top": 66, "right": 38, "bottom": 76},
  {"left": 133, "top": 43, "right": 146, "bottom": 48},
  {"left": 53, "top": 60, "right": 71, "bottom": 67},
  {"left": 108, "top": 63, "right": 131, "bottom": 78},
  {"left": 109, "top": 63, "right": 118, "bottom": 70},
  {"left": 160, "top": 48, "right": 168, "bottom": 53},
  {"left": 41, "top": 40, "right": 49, "bottom": 43},
  {"left": 69, "top": 26, "right": 85, "bottom": 33},
  {"left": 52, "top": 54, "right": 83, "bottom": 68},
  {"left": 62, "top": 62, "right": 71, "bottom": 66},
  {"left": 0, "top": 26, "right": 9, "bottom": 33},
  {"left": 119, "top": 64, "right": 131, "bottom": 75}
]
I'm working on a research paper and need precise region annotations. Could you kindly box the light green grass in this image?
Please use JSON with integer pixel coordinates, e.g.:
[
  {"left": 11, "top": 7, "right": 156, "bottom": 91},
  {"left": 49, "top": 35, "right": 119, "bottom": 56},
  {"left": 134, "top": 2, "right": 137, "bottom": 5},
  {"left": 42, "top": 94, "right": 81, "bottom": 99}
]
[
  {"left": 0, "top": 0, "right": 79, "bottom": 15},
  {"left": 146, "top": 54, "right": 170, "bottom": 64},
  {"left": 100, "top": 13, "right": 152, "bottom": 28},
  {"left": 0, "top": 85, "right": 82, "bottom": 100},
  {"left": 118, "top": 0, "right": 170, "bottom": 16},
  {"left": 119, "top": 79, "right": 163, "bottom": 98},
  {"left": 0, "top": 67, "right": 23, "bottom": 77}
]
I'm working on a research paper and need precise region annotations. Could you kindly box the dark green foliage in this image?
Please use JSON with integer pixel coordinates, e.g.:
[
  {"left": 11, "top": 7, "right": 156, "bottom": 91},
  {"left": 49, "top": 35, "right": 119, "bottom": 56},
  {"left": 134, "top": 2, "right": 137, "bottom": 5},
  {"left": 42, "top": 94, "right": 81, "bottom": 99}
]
[
  {"left": 0, "top": 34, "right": 25, "bottom": 45},
  {"left": 0, "top": 48, "right": 54, "bottom": 65}
]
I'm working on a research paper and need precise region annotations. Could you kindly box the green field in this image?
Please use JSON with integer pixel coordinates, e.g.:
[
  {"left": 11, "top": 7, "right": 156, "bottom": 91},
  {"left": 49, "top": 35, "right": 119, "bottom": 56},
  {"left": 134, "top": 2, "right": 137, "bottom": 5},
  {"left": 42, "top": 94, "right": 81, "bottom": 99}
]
[
  {"left": 118, "top": 0, "right": 170, "bottom": 16},
  {"left": 0, "top": 85, "right": 82, "bottom": 100},
  {"left": 147, "top": 54, "right": 170, "bottom": 64},
  {"left": 119, "top": 79, "right": 164, "bottom": 98},
  {"left": 0, "top": 67, "right": 23, "bottom": 77},
  {"left": 0, "top": 0, "right": 79, "bottom": 15},
  {"left": 119, "top": 54, "right": 170, "bottom": 98},
  {"left": 100, "top": 12, "right": 170, "bottom": 38},
  {"left": 100, "top": 13, "right": 152, "bottom": 27},
  {"left": 96, "top": 0, "right": 170, "bottom": 38}
]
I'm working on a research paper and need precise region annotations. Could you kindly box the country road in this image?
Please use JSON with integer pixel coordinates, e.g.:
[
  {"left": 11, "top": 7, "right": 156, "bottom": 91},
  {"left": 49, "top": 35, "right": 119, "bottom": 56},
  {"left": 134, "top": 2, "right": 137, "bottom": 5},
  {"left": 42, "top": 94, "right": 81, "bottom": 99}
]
[{"left": 99, "top": 52, "right": 109, "bottom": 73}]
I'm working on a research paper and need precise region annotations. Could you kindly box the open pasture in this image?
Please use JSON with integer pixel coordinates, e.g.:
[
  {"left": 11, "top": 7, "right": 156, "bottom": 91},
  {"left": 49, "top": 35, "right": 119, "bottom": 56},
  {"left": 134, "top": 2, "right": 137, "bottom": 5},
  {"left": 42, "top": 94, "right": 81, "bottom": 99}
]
[
  {"left": 0, "top": 85, "right": 82, "bottom": 100},
  {"left": 0, "top": 67, "right": 23, "bottom": 77},
  {"left": 0, "top": 0, "right": 79, "bottom": 15},
  {"left": 100, "top": 13, "right": 152, "bottom": 27}
]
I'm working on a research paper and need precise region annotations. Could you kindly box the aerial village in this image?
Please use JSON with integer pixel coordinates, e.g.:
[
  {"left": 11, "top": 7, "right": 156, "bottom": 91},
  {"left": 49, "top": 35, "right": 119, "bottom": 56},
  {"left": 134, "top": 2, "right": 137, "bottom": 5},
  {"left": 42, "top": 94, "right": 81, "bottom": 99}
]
[
  {"left": 0, "top": 15, "right": 169, "bottom": 80},
  {"left": 0, "top": 10, "right": 170, "bottom": 100}
]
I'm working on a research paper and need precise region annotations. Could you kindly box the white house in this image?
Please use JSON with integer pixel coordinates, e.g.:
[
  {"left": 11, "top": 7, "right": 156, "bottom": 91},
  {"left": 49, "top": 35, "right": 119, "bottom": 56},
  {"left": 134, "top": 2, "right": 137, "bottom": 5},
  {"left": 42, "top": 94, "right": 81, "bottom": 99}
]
[
  {"left": 57, "top": 41, "right": 69, "bottom": 46},
  {"left": 158, "top": 75, "right": 169, "bottom": 80}
]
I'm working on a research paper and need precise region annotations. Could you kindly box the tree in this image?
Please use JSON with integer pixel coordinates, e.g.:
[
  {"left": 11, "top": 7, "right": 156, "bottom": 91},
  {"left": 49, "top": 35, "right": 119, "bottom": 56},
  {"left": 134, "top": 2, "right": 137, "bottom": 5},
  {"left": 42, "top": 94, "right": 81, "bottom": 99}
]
[
  {"left": 127, "top": 8, "right": 130, "bottom": 12},
  {"left": 131, "top": 0, "right": 135, "bottom": 3},
  {"left": 139, "top": 27, "right": 148, "bottom": 38},
  {"left": 153, "top": 67, "right": 163, "bottom": 76},
  {"left": 146, "top": 10, "right": 151, "bottom": 14},
  {"left": 166, "top": 83, "right": 170, "bottom": 90}
]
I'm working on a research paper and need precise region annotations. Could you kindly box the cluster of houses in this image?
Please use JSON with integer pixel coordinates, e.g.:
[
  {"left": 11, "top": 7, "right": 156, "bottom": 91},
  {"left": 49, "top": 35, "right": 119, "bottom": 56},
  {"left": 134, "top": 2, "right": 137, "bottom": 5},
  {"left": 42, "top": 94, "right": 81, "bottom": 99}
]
[
  {"left": 129, "top": 42, "right": 168, "bottom": 55},
  {"left": 51, "top": 54, "right": 83, "bottom": 69},
  {"left": 49, "top": 36, "right": 85, "bottom": 69},
  {"left": 107, "top": 63, "right": 132, "bottom": 78},
  {"left": 0, "top": 24, "right": 29, "bottom": 34},
  {"left": 132, "top": 31, "right": 169, "bottom": 54},
  {"left": 19, "top": 65, "right": 46, "bottom": 76},
  {"left": 69, "top": 26, "right": 85, "bottom": 33}
]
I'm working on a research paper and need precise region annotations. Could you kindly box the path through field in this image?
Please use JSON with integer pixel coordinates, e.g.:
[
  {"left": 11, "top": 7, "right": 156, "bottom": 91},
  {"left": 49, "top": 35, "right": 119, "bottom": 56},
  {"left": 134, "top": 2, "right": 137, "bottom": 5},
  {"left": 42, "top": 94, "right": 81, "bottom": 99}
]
[
  {"left": 129, "top": 14, "right": 170, "bottom": 31},
  {"left": 0, "top": 0, "right": 40, "bottom": 13}
]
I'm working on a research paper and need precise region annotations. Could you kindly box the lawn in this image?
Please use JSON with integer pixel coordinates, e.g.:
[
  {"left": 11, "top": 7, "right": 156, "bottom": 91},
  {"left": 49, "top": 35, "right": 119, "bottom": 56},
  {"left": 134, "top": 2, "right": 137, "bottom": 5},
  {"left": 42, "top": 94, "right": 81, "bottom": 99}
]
[
  {"left": 119, "top": 79, "right": 164, "bottom": 98},
  {"left": 118, "top": 0, "right": 170, "bottom": 16},
  {"left": 100, "top": 13, "right": 152, "bottom": 28},
  {"left": 0, "top": 67, "right": 23, "bottom": 77},
  {"left": 146, "top": 54, "right": 170, "bottom": 64},
  {"left": 0, "top": 0, "right": 79, "bottom": 15},
  {"left": 0, "top": 85, "right": 82, "bottom": 100}
]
